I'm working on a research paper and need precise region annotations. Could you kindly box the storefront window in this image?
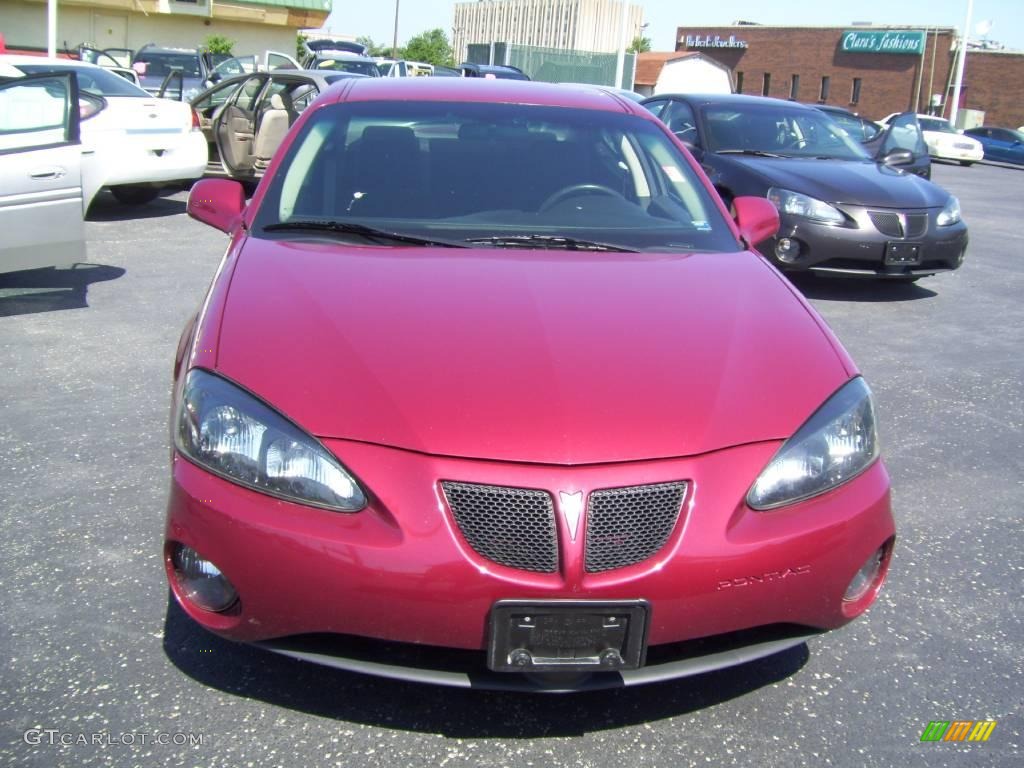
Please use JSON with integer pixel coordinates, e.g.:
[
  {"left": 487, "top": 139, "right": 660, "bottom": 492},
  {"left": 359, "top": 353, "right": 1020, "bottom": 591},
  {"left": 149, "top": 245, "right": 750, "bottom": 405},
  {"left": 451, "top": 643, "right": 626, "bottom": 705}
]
[
  {"left": 851, "top": 77, "right": 862, "bottom": 105},
  {"left": 790, "top": 74, "right": 800, "bottom": 100},
  {"left": 736, "top": 71, "right": 744, "bottom": 94},
  {"left": 762, "top": 73, "right": 771, "bottom": 97},
  {"left": 820, "top": 76, "right": 831, "bottom": 102}
]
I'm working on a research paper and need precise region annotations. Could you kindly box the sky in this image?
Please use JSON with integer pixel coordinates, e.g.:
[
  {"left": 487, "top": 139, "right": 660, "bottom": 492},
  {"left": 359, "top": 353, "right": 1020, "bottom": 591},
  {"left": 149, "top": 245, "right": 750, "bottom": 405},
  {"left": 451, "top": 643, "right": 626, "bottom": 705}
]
[{"left": 323, "top": 0, "right": 1024, "bottom": 52}]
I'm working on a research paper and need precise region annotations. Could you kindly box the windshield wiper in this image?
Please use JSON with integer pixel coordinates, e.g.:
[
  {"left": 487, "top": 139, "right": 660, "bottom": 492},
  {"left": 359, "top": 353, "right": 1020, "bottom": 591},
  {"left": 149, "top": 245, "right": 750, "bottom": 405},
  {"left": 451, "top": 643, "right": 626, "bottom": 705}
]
[
  {"left": 263, "top": 220, "right": 467, "bottom": 248},
  {"left": 717, "top": 149, "right": 785, "bottom": 158},
  {"left": 465, "top": 235, "right": 638, "bottom": 252}
]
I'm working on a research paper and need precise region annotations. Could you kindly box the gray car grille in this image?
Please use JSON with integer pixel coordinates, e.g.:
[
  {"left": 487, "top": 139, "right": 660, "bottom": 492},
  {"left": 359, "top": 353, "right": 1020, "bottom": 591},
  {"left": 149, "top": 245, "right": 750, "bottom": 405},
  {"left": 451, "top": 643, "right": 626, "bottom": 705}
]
[
  {"left": 441, "top": 482, "right": 558, "bottom": 573},
  {"left": 441, "top": 480, "right": 688, "bottom": 575},
  {"left": 585, "top": 482, "right": 688, "bottom": 573},
  {"left": 868, "top": 211, "right": 929, "bottom": 238}
]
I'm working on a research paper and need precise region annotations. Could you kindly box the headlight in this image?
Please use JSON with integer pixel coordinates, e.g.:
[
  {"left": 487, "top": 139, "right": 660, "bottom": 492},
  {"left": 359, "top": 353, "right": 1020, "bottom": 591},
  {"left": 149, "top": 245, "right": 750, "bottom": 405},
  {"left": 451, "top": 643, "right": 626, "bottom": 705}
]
[
  {"left": 175, "top": 369, "right": 367, "bottom": 511},
  {"left": 747, "top": 377, "right": 879, "bottom": 510},
  {"left": 767, "top": 187, "right": 846, "bottom": 225},
  {"left": 937, "top": 196, "right": 961, "bottom": 226}
]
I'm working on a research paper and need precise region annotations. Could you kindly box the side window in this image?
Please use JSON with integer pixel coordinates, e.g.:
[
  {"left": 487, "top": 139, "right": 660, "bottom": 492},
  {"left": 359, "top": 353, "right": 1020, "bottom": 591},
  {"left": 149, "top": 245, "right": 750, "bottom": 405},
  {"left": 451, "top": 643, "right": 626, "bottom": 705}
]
[
  {"left": 193, "top": 82, "right": 238, "bottom": 112},
  {"left": 643, "top": 99, "right": 668, "bottom": 119},
  {"left": 881, "top": 113, "right": 926, "bottom": 156},
  {"left": 662, "top": 100, "right": 698, "bottom": 144},
  {"left": 0, "top": 74, "right": 75, "bottom": 151},
  {"left": 290, "top": 84, "right": 321, "bottom": 113},
  {"left": 234, "top": 77, "right": 267, "bottom": 112}
]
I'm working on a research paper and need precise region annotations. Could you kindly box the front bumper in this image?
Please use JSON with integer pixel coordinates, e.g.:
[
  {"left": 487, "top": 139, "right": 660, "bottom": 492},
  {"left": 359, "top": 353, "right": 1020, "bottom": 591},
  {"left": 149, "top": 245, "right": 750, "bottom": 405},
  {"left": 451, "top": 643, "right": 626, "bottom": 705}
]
[
  {"left": 165, "top": 439, "right": 894, "bottom": 688},
  {"left": 760, "top": 207, "right": 968, "bottom": 277}
]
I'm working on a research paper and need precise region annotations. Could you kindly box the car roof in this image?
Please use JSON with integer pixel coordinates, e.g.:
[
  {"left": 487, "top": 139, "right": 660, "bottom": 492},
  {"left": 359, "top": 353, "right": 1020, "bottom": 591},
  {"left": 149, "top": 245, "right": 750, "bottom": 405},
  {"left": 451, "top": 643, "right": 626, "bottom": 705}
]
[
  {"left": 327, "top": 77, "right": 643, "bottom": 113},
  {"left": 0, "top": 54, "right": 108, "bottom": 71},
  {"left": 644, "top": 93, "right": 819, "bottom": 111}
]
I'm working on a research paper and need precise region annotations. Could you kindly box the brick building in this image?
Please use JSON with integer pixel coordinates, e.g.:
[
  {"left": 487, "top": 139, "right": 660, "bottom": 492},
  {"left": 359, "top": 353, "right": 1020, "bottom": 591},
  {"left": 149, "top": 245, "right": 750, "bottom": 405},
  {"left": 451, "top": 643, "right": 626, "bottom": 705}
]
[{"left": 673, "top": 24, "right": 1024, "bottom": 129}]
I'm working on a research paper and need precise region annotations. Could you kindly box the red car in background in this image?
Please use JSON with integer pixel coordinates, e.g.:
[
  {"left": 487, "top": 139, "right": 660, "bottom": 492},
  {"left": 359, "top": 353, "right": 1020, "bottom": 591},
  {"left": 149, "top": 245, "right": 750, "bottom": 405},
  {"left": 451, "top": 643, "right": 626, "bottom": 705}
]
[{"left": 166, "top": 78, "right": 895, "bottom": 692}]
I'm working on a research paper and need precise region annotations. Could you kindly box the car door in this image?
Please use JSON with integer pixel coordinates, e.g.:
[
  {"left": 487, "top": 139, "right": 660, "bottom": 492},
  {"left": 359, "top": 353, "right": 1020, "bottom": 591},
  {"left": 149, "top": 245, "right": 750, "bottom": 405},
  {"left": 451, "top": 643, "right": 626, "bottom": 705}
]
[
  {"left": 987, "top": 129, "right": 1021, "bottom": 163},
  {"left": 866, "top": 112, "right": 931, "bottom": 179},
  {"left": 265, "top": 51, "right": 301, "bottom": 70},
  {"left": 0, "top": 72, "right": 85, "bottom": 273},
  {"left": 213, "top": 75, "right": 266, "bottom": 177}
]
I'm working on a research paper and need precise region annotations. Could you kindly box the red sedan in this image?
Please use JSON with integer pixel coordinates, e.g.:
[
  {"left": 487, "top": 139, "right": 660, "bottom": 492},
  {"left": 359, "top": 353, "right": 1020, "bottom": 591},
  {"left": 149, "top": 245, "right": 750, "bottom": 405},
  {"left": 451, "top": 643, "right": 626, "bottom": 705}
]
[{"left": 166, "top": 78, "right": 895, "bottom": 691}]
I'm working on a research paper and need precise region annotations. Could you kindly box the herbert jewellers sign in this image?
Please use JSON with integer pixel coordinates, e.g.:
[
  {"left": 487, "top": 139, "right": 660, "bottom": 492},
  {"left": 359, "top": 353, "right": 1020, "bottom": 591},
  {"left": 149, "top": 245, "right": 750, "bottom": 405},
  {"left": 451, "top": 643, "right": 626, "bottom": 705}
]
[
  {"left": 682, "top": 34, "right": 748, "bottom": 49},
  {"left": 841, "top": 29, "right": 926, "bottom": 55}
]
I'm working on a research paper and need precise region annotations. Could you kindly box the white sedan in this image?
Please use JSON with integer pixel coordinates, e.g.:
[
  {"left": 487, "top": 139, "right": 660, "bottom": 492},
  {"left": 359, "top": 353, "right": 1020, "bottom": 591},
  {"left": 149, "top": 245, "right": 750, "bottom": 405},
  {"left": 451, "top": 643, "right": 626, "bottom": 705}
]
[
  {"left": 1, "top": 55, "right": 207, "bottom": 207},
  {"left": 881, "top": 113, "right": 984, "bottom": 166}
]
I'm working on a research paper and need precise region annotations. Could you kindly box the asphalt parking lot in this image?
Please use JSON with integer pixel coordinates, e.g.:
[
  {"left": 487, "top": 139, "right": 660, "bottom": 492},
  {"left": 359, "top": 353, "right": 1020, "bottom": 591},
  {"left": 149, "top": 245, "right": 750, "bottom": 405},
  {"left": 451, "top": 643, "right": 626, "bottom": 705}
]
[{"left": 1, "top": 162, "right": 1021, "bottom": 767}]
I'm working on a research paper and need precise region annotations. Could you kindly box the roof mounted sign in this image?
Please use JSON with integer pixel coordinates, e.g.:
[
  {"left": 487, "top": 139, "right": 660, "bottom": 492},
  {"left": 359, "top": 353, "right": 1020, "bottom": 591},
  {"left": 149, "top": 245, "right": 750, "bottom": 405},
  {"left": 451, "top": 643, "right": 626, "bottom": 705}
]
[
  {"left": 841, "top": 30, "right": 926, "bottom": 55},
  {"left": 682, "top": 34, "right": 748, "bottom": 50}
]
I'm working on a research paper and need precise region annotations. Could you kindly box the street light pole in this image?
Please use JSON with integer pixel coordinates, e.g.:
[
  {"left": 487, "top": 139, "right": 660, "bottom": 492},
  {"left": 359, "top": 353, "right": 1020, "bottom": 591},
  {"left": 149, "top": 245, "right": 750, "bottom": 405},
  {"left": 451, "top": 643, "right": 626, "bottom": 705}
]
[
  {"left": 47, "top": 0, "right": 57, "bottom": 58},
  {"left": 949, "top": 0, "right": 974, "bottom": 127},
  {"left": 392, "top": 0, "right": 400, "bottom": 57},
  {"left": 613, "top": 0, "right": 630, "bottom": 89}
]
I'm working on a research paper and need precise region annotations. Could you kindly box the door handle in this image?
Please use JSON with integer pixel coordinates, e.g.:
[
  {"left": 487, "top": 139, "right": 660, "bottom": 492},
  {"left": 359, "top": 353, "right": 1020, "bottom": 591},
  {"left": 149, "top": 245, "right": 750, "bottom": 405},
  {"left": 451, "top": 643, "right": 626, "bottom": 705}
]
[{"left": 29, "top": 167, "right": 67, "bottom": 180}]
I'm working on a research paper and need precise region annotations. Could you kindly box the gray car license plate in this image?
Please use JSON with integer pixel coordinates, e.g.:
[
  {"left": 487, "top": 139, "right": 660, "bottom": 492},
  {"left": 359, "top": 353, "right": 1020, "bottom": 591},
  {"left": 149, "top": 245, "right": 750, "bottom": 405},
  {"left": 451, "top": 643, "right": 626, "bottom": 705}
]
[
  {"left": 885, "top": 242, "right": 922, "bottom": 265},
  {"left": 488, "top": 600, "right": 649, "bottom": 672}
]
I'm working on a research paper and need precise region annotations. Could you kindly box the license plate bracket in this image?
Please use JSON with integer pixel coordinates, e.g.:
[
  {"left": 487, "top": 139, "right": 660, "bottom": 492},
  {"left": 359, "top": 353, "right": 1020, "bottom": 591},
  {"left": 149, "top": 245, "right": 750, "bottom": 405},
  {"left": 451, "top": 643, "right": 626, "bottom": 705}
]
[
  {"left": 488, "top": 600, "right": 649, "bottom": 672},
  {"left": 885, "top": 242, "right": 922, "bottom": 265}
]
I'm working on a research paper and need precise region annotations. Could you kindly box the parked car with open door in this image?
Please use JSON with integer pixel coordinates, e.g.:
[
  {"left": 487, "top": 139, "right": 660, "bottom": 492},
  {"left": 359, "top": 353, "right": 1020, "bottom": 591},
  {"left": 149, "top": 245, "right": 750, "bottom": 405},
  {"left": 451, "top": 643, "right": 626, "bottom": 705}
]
[
  {"left": 190, "top": 70, "right": 362, "bottom": 181},
  {"left": 0, "top": 71, "right": 85, "bottom": 273}
]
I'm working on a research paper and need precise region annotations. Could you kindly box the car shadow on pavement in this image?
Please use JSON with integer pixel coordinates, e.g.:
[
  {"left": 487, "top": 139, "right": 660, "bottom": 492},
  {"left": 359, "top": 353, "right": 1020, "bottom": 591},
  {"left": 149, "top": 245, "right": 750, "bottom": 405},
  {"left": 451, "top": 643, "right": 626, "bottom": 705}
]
[
  {"left": 87, "top": 192, "right": 188, "bottom": 221},
  {"left": 787, "top": 274, "right": 939, "bottom": 302},
  {"left": 0, "top": 264, "right": 126, "bottom": 318},
  {"left": 163, "top": 595, "right": 808, "bottom": 735}
]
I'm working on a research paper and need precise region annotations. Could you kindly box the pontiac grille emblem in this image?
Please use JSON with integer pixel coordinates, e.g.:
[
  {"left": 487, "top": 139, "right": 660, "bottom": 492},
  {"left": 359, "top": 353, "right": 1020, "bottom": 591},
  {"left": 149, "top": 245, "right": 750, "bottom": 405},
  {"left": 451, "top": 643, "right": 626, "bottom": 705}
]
[{"left": 559, "top": 491, "right": 584, "bottom": 541}]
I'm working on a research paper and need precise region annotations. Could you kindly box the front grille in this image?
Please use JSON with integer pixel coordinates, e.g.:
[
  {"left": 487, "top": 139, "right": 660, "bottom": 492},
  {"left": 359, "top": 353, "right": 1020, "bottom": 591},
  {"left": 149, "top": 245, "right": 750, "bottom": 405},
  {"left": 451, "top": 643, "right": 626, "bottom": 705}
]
[
  {"left": 868, "top": 211, "right": 929, "bottom": 238},
  {"left": 585, "top": 482, "right": 687, "bottom": 573},
  {"left": 441, "top": 482, "right": 557, "bottom": 573}
]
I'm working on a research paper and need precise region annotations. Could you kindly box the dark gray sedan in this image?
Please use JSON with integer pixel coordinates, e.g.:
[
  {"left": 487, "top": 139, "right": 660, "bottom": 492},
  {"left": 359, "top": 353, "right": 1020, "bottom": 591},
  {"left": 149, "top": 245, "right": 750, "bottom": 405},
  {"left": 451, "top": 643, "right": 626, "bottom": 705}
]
[
  {"left": 643, "top": 94, "right": 967, "bottom": 281},
  {"left": 190, "top": 70, "right": 363, "bottom": 181}
]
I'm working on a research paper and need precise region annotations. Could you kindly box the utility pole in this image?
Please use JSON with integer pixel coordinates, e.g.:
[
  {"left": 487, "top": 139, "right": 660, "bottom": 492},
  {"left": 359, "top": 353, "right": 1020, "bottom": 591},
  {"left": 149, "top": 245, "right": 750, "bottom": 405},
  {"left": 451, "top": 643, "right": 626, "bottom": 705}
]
[
  {"left": 949, "top": 0, "right": 974, "bottom": 127},
  {"left": 613, "top": 0, "right": 630, "bottom": 89},
  {"left": 392, "top": 0, "right": 400, "bottom": 57},
  {"left": 47, "top": 0, "right": 57, "bottom": 57}
]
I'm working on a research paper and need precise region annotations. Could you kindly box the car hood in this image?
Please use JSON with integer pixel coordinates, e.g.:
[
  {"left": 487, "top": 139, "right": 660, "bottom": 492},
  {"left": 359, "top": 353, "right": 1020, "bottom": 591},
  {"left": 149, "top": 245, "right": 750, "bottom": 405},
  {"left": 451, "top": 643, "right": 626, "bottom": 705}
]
[
  {"left": 215, "top": 239, "right": 851, "bottom": 464},
  {"left": 726, "top": 155, "right": 949, "bottom": 208}
]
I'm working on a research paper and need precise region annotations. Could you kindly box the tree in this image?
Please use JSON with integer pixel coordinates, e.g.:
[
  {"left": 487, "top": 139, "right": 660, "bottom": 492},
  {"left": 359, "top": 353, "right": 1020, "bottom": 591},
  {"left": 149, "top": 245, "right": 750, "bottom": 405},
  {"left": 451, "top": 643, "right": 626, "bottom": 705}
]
[
  {"left": 402, "top": 28, "right": 454, "bottom": 67},
  {"left": 203, "top": 34, "right": 235, "bottom": 56},
  {"left": 296, "top": 32, "right": 308, "bottom": 61},
  {"left": 357, "top": 35, "right": 389, "bottom": 57},
  {"left": 628, "top": 36, "right": 652, "bottom": 54}
]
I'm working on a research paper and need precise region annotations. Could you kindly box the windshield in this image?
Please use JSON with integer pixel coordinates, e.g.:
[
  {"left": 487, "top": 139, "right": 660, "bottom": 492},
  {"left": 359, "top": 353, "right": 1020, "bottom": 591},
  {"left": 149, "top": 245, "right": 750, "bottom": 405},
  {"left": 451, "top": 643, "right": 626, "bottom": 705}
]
[
  {"left": 704, "top": 105, "right": 870, "bottom": 160},
  {"left": 918, "top": 117, "right": 956, "bottom": 133},
  {"left": 16, "top": 63, "right": 149, "bottom": 98},
  {"left": 134, "top": 51, "right": 202, "bottom": 79},
  {"left": 253, "top": 101, "right": 738, "bottom": 253},
  {"left": 314, "top": 59, "right": 380, "bottom": 77}
]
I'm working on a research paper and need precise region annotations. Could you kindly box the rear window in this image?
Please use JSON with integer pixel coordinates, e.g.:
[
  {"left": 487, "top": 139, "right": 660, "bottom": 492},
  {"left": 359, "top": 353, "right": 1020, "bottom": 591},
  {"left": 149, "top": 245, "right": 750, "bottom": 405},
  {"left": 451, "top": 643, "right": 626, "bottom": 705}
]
[
  {"left": 253, "top": 101, "right": 738, "bottom": 253},
  {"left": 16, "top": 63, "right": 148, "bottom": 98},
  {"left": 313, "top": 59, "right": 380, "bottom": 77},
  {"left": 134, "top": 51, "right": 202, "bottom": 79}
]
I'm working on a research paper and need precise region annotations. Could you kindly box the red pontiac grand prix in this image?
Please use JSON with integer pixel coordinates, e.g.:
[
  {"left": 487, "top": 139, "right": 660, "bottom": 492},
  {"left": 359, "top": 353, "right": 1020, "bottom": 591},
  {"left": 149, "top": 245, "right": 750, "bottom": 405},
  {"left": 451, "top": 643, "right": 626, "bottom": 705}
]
[{"left": 165, "top": 78, "right": 895, "bottom": 692}]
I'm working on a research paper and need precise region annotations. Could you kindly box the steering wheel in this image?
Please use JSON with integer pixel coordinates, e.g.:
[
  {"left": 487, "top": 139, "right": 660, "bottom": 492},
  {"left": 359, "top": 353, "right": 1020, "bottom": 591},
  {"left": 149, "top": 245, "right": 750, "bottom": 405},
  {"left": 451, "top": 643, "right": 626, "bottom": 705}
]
[{"left": 539, "top": 184, "right": 626, "bottom": 211}]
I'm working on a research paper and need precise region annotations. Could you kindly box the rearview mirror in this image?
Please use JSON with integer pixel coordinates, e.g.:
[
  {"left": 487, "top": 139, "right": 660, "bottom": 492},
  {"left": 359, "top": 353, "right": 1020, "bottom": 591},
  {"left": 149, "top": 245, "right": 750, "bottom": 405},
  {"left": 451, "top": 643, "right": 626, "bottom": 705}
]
[
  {"left": 881, "top": 148, "right": 914, "bottom": 166},
  {"left": 733, "top": 197, "right": 780, "bottom": 247},
  {"left": 188, "top": 179, "right": 246, "bottom": 233}
]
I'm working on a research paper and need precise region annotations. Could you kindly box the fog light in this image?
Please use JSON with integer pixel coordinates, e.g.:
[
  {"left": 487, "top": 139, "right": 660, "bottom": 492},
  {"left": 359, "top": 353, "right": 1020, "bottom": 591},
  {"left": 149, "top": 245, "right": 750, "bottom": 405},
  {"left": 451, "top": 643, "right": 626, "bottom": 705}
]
[
  {"left": 775, "top": 237, "right": 802, "bottom": 263},
  {"left": 844, "top": 546, "right": 886, "bottom": 602},
  {"left": 171, "top": 544, "right": 238, "bottom": 613}
]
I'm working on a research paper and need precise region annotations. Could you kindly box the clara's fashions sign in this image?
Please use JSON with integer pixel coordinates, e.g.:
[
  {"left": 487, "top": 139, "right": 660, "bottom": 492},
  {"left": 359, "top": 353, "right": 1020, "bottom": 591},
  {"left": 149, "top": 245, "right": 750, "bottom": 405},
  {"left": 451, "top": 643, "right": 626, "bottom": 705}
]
[{"left": 841, "top": 30, "right": 926, "bottom": 55}]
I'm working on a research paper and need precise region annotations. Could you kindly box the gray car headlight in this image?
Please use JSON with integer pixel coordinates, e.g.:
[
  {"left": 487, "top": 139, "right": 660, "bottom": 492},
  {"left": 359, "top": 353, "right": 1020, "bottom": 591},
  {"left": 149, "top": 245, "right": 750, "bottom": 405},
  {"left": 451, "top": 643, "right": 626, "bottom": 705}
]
[
  {"left": 936, "top": 195, "right": 961, "bottom": 226},
  {"left": 747, "top": 377, "right": 879, "bottom": 510},
  {"left": 767, "top": 187, "right": 846, "bottom": 225},
  {"left": 175, "top": 369, "right": 366, "bottom": 512}
]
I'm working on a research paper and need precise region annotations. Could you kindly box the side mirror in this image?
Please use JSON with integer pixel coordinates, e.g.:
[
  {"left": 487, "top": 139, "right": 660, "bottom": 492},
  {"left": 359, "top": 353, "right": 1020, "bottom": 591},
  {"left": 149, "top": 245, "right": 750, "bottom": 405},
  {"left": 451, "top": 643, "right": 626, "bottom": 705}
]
[
  {"left": 188, "top": 178, "right": 246, "bottom": 233},
  {"left": 733, "top": 196, "right": 780, "bottom": 247},
  {"left": 881, "top": 148, "right": 914, "bottom": 166}
]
